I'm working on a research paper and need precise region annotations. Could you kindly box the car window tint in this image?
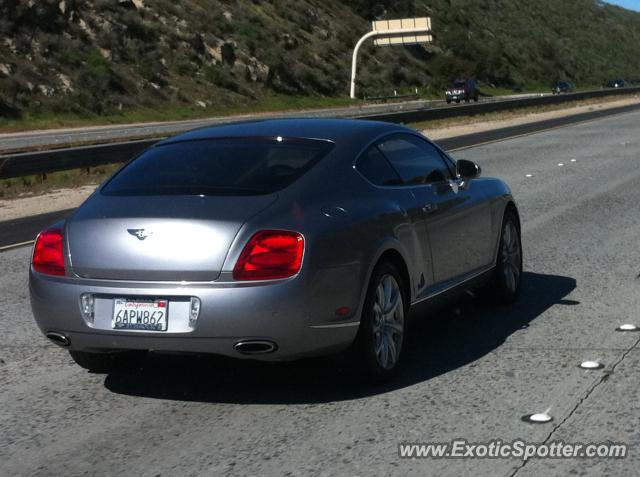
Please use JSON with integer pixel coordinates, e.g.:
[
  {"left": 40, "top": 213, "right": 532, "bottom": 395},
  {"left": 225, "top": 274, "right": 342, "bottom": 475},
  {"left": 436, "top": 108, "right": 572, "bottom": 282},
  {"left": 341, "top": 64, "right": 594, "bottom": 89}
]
[
  {"left": 356, "top": 145, "right": 403, "bottom": 186},
  {"left": 436, "top": 149, "right": 457, "bottom": 176},
  {"left": 378, "top": 135, "right": 452, "bottom": 185},
  {"left": 102, "top": 138, "right": 333, "bottom": 196}
]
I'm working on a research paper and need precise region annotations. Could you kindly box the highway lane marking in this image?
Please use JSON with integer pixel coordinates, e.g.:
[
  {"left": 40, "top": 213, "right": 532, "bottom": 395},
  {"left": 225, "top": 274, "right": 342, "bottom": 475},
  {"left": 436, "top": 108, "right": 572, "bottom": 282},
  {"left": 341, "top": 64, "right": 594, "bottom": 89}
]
[
  {"left": 0, "top": 240, "right": 34, "bottom": 252},
  {"left": 579, "top": 360, "right": 604, "bottom": 370},
  {"left": 522, "top": 409, "right": 553, "bottom": 424},
  {"left": 0, "top": 93, "right": 548, "bottom": 152},
  {"left": 447, "top": 105, "right": 640, "bottom": 152},
  {"left": 2, "top": 105, "right": 638, "bottom": 251}
]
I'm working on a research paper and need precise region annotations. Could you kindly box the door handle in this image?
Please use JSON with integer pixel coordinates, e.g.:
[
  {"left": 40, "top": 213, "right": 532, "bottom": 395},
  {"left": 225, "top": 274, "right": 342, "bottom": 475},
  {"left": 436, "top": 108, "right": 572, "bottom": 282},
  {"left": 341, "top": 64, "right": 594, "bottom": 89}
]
[
  {"left": 450, "top": 178, "right": 465, "bottom": 192},
  {"left": 422, "top": 203, "right": 438, "bottom": 213}
]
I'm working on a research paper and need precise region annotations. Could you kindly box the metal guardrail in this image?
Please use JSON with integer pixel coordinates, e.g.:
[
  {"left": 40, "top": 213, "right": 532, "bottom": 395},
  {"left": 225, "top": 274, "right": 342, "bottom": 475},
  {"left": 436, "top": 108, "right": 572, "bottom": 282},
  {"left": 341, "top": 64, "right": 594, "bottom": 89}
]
[
  {"left": 364, "top": 92, "right": 420, "bottom": 102},
  {"left": 366, "top": 86, "right": 640, "bottom": 123},
  {"left": 0, "top": 139, "right": 157, "bottom": 179},
  {"left": 0, "top": 87, "right": 638, "bottom": 179}
]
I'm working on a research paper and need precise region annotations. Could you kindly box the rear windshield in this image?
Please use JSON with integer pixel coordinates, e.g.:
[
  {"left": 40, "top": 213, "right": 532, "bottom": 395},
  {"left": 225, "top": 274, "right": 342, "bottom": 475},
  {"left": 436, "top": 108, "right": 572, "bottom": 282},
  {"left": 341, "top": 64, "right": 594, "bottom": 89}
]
[
  {"left": 102, "top": 137, "right": 334, "bottom": 196},
  {"left": 453, "top": 81, "right": 465, "bottom": 87}
]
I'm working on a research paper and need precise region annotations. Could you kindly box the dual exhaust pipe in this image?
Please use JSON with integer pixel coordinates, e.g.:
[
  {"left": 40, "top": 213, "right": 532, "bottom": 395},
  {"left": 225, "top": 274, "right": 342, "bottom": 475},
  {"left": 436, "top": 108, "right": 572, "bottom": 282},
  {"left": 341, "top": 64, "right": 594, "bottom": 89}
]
[
  {"left": 46, "top": 332, "right": 276, "bottom": 355},
  {"left": 46, "top": 331, "right": 70, "bottom": 347},
  {"left": 234, "top": 340, "right": 277, "bottom": 355}
]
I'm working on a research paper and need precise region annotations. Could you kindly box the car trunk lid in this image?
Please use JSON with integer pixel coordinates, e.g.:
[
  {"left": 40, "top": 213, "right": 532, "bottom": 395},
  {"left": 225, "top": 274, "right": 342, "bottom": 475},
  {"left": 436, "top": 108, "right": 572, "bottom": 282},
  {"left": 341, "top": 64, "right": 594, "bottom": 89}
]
[{"left": 67, "top": 193, "right": 277, "bottom": 281}]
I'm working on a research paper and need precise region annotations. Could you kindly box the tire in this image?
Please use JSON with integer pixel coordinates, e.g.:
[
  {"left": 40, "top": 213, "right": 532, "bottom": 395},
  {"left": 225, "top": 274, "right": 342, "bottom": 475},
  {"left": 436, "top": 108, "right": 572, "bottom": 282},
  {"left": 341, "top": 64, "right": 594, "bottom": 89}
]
[
  {"left": 455, "top": 99, "right": 460, "bottom": 103},
  {"left": 352, "top": 261, "right": 408, "bottom": 382},
  {"left": 69, "top": 350, "right": 146, "bottom": 373},
  {"left": 446, "top": 98, "right": 452, "bottom": 104},
  {"left": 488, "top": 209, "right": 523, "bottom": 303},
  {"left": 474, "top": 94, "right": 479, "bottom": 102}
]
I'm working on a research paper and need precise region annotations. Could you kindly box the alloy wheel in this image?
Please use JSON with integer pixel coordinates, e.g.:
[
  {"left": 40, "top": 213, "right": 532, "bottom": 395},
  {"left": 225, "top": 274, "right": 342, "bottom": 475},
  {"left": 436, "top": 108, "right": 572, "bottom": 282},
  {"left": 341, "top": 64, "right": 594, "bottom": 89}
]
[
  {"left": 501, "top": 220, "right": 522, "bottom": 293},
  {"left": 371, "top": 274, "right": 404, "bottom": 370}
]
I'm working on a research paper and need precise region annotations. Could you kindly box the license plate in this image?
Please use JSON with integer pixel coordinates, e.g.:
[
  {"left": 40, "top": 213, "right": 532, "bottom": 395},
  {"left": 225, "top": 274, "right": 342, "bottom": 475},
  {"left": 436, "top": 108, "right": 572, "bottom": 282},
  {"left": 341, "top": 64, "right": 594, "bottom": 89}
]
[{"left": 112, "top": 298, "right": 168, "bottom": 331}]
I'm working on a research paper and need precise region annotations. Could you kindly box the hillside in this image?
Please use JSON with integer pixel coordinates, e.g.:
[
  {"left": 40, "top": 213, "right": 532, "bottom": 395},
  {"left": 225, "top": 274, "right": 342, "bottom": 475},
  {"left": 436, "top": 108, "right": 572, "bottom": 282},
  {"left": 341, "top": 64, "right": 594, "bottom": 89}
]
[{"left": 1, "top": 0, "right": 639, "bottom": 121}]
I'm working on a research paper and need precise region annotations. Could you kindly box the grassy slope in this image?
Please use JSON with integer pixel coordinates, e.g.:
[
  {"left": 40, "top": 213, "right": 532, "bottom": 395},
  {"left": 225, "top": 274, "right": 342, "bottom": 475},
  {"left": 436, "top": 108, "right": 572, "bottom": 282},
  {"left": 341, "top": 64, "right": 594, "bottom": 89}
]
[{"left": 0, "top": 0, "right": 639, "bottom": 129}]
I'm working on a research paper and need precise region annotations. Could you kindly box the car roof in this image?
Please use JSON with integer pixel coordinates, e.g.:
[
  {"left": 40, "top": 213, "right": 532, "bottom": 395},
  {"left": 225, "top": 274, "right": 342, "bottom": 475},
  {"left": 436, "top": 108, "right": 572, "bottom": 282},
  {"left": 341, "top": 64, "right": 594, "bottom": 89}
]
[{"left": 158, "top": 118, "right": 411, "bottom": 147}]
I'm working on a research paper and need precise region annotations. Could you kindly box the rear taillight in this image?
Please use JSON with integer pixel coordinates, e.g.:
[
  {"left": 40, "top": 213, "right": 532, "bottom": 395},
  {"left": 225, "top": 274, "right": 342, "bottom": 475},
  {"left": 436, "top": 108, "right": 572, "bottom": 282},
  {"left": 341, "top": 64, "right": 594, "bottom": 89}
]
[
  {"left": 32, "top": 228, "right": 66, "bottom": 276},
  {"left": 233, "top": 230, "right": 304, "bottom": 281}
]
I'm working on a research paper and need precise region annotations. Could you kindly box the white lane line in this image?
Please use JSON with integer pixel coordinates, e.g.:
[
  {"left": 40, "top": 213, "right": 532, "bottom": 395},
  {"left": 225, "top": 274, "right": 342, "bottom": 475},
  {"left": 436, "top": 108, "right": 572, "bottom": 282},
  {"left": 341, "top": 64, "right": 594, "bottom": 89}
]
[
  {"left": 447, "top": 105, "right": 640, "bottom": 152},
  {"left": 0, "top": 240, "right": 34, "bottom": 252}
]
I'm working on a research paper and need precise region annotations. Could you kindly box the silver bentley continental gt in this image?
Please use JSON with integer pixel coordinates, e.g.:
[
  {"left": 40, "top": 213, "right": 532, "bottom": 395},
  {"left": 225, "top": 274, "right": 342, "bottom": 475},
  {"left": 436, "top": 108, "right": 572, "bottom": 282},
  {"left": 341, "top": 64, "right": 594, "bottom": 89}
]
[{"left": 29, "top": 119, "right": 522, "bottom": 381}]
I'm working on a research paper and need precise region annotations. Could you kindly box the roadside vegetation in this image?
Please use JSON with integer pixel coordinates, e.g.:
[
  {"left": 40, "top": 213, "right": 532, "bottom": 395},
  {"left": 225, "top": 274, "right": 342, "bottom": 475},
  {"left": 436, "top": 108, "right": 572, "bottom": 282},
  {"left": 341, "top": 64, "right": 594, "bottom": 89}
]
[
  {"left": 0, "top": 164, "right": 119, "bottom": 200},
  {"left": 1, "top": 93, "right": 636, "bottom": 202},
  {"left": 0, "top": 95, "right": 358, "bottom": 133},
  {"left": 1, "top": 0, "right": 639, "bottom": 131}
]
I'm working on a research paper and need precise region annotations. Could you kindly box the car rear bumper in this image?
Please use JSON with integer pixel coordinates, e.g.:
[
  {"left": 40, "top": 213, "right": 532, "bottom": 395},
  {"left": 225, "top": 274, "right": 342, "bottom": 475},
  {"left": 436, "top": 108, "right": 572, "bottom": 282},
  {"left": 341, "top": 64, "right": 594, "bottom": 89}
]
[{"left": 29, "top": 268, "right": 361, "bottom": 361}]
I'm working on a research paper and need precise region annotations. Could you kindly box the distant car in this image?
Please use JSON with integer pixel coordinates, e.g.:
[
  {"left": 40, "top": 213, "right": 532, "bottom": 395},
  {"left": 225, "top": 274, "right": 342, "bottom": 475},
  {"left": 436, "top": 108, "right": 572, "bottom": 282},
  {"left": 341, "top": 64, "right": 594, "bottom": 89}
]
[
  {"left": 29, "top": 119, "right": 522, "bottom": 381},
  {"left": 552, "top": 81, "right": 573, "bottom": 94},
  {"left": 446, "top": 79, "right": 479, "bottom": 104},
  {"left": 608, "top": 79, "right": 626, "bottom": 88}
]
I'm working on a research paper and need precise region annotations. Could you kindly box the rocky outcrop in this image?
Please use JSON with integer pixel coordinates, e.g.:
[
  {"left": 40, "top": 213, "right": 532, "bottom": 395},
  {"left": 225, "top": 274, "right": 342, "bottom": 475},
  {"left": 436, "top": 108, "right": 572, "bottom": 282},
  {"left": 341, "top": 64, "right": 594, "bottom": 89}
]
[
  {"left": 1, "top": 0, "right": 637, "bottom": 119},
  {"left": 220, "top": 42, "right": 236, "bottom": 66}
]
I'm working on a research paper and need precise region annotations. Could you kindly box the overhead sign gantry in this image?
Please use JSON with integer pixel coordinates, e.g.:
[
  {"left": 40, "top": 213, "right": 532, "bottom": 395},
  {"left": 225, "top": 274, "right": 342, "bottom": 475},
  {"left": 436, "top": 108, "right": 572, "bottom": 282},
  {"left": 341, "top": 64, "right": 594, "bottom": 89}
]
[{"left": 350, "top": 17, "right": 433, "bottom": 99}]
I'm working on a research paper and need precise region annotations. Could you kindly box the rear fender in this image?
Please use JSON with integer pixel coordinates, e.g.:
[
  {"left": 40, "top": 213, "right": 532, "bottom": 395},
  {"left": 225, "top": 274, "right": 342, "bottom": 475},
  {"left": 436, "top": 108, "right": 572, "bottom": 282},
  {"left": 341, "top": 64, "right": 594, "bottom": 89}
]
[{"left": 356, "top": 239, "right": 415, "bottom": 319}]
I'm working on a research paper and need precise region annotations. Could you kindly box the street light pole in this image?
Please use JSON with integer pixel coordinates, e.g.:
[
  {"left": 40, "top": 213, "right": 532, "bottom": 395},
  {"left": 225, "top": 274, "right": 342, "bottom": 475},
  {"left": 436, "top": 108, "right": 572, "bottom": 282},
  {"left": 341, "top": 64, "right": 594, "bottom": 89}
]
[{"left": 350, "top": 26, "right": 432, "bottom": 99}]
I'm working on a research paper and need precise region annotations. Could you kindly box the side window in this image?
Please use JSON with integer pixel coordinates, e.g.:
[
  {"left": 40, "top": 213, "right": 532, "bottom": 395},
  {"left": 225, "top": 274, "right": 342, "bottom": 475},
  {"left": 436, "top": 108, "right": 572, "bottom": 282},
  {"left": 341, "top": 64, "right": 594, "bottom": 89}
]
[
  {"left": 437, "top": 149, "right": 457, "bottom": 177},
  {"left": 355, "top": 145, "right": 403, "bottom": 186},
  {"left": 378, "top": 135, "right": 452, "bottom": 185}
]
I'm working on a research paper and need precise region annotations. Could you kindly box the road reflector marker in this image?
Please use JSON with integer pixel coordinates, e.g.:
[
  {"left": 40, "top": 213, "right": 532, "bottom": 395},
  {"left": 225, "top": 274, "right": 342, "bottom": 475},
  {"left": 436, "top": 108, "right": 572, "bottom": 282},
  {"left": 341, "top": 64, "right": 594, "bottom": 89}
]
[
  {"left": 522, "top": 412, "right": 553, "bottom": 424},
  {"left": 570, "top": 158, "right": 577, "bottom": 162},
  {"left": 558, "top": 163, "right": 565, "bottom": 167},
  {"left": 579, "top": 360, "right": 604, "bottom": 370},
  {"left": 616, "top": 324, "right": 640, "bottom": 332},
  {"left": 525, "top": 174, "right": 534, "bottom": 178}
]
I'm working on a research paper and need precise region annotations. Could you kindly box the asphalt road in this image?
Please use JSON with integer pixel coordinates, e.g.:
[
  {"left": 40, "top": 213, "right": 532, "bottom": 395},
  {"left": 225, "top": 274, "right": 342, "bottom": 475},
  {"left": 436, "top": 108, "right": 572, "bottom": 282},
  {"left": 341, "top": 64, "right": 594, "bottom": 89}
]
[
  {"left": 2, "top": 102, "right": 639, "bottom": 249},
  {"left": 0, "top": 98, "right": 444, "bottom": 152},
  {"left": 2, "top": 110, "right": 640, "bottom": 476},
  {"left": 0, "top": 93, "right": 544, "bottom": 153}
]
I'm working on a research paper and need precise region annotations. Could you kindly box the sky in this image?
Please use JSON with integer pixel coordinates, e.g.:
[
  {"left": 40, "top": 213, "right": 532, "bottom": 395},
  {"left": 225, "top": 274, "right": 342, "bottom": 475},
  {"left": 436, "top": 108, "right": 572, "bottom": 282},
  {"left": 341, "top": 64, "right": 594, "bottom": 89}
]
[{"left": 604, "top": 0, "right": 640, "bottom": 11}]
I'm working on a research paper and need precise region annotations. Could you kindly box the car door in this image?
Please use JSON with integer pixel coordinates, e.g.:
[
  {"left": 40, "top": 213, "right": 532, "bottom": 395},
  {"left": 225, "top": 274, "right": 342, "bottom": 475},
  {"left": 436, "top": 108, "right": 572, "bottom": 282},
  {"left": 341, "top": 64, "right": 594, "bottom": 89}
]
[
  {"left": 355, "top": 143, "right": 435, "bottom": 294},
  {"left": 428, "top": 144, "right": 494, "bottom": 282},
  {"left": 377, "top": 134, "right": 493, "bottom": 285}
]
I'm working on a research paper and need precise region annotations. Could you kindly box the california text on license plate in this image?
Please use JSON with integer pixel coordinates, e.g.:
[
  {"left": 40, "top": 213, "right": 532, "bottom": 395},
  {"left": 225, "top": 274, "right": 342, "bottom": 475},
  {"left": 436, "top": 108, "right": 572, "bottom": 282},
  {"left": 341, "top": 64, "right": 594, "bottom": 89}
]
[{"left": 112, "top": 298, "right": 168, "bottom": 331}]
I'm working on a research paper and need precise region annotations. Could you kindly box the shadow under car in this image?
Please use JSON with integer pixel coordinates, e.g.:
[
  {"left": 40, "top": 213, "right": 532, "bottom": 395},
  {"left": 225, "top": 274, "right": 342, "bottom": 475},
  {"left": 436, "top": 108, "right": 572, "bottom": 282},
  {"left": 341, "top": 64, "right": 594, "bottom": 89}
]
[{"left": 104, "top": 271, "right": 577, "bottom": 404}]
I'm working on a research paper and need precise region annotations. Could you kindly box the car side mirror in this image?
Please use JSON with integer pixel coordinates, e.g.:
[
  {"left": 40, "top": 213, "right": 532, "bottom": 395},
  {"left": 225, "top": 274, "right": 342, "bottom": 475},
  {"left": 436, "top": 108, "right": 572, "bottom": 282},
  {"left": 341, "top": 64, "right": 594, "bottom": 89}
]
[{"left": 456, "top": 159, "right": 482, "bottom": 180}]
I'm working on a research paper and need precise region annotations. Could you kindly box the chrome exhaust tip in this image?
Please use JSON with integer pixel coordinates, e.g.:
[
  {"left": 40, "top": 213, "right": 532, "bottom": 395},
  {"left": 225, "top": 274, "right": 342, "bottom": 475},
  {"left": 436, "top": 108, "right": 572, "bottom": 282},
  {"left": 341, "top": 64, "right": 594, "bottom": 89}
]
[
  {"left": 46, "top": 331, "right": 70, "bottom": 347},
  {"left": 234, "top": 340, "right": 277, "bottom": 355}
]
